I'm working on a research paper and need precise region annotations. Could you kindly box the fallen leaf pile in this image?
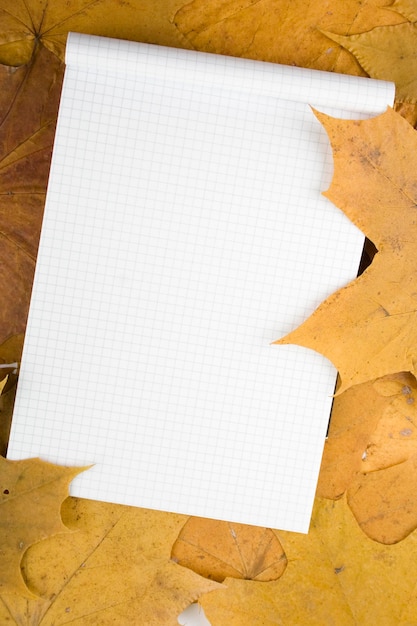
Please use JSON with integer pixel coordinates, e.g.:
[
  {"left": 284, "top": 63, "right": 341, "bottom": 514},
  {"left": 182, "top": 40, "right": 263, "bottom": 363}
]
[{"left": 2, "top": 0, "right": 417, "bottom": 623}]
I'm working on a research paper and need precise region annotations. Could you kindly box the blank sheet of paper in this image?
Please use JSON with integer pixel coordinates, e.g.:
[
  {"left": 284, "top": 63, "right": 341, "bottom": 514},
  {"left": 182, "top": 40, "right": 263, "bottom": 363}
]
[{"left": 7, "top": 33, "right": 394, "bottom": 532}]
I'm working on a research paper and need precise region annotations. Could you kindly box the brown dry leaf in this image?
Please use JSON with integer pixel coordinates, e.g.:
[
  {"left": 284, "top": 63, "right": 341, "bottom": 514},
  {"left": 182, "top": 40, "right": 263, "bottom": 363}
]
[
  {"left": 0, "top": 457, "right": 86, "bottom": 597},
  {"left": 390, "top": 0, "right": 417, "bottom": 21},
  {"left": 171, "top": 517, "right": 287, "bottom": 582},
  {"left": 0, "top": 385, "right": 17, "bottom": 456},
  {"left": 0, "top": 47, "right": 63, "bottom": 346},
  {"left": 275, "top": 107, "right": 417, "bottom": 393},
  {"left": 0, "top": 0, "right": 187, "bottom": 66},
  {"left": 394, "top": 100, "right": 417, "bottom": 128},
  {"left": 0, "top": 377, "right": 8, "bottom": 395},
  {"left": 0, "top": 334, "right": 22, "bottom": 357},
  {"left": 0, "top": 499, "right": 221, "bottom": 625},
  {"left": 173, "top": 0, "right": 405, "bottom": 74},
  {"left": 199, "top": 495, "right": 417, "bottom": 625}
]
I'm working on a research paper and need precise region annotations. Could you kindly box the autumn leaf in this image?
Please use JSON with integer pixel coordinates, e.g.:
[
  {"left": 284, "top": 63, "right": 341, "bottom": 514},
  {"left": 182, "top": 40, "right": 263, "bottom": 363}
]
[
  {"left": 199, "top": 495, "right": 417, "bottom": 625},
  {"left": 0, "top": 47, "right": 63, "bottom": 346},
  {"left": 0, "top": 335, "right": 23, "bottom": 454},
  {"left": 0, "top": 457, "right": 87, "bottom": 597},
  {"left": 318, "top": 0, "right": 417, "bottom": 123},
  {"left": 171, "top": 517, "right": 287, "bottom": 582},
  {"left": 0, "top": 499, "right": 221, "bottom": 625},
  {"left": 317, "top": 372, "right": 417, "bottom": 544},
  {"left": 173, "top": 0, "right": 405, "bottom": 75},
  {"left": 3, "top": 3, "right": 417, "bottom": 622},
  {"left": 346, "top": 372, "right": 417, "bottom": 544},
  {"left": 363, "top": 372, "right": 417, "bottom": 471},
  {"left": 348, "top": 453, "right": 417, "bottom": 544},
  {"left": 0, "top": 0, "right": 188, "bottom": 66},
  {"left": 316, "top": 378, "right": 387, "bottom": 500},
  {"left": 322, "top": 23, "right": 417, "bottom": 103},
  {"left": 275, "top": 106, "right": 417, "bottom": 392},
  {"left": 390, "top": 0, "right": 417, "bottom": 21}
]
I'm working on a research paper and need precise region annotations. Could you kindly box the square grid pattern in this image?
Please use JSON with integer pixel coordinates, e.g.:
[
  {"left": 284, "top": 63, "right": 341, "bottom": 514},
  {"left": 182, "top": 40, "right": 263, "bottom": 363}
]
[{"left": 7, "top": 34, "right": 393, "bottom": 532}]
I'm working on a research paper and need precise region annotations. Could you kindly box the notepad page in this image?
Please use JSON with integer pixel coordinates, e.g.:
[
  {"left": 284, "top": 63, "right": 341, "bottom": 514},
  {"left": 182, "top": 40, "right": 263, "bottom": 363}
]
[{"left": 7, "top": 33, "right": 394, "bottom": 532}]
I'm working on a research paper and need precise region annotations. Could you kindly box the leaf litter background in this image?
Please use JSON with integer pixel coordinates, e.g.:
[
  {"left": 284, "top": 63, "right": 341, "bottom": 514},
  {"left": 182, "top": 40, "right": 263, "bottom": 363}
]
[{"left": 2, "top": 0, "right": 417, "bottom": 623}]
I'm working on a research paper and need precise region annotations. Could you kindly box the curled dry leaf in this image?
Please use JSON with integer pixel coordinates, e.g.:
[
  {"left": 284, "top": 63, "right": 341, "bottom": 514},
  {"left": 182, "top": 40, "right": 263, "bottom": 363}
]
[
  {"left": 199, "top": 496, "right": 417, "bottom": 625},
  {"left": 0, "top": 457, "right": 87, "bottom": 597},
  {"left": 275, "top": 107, "right": 417, "bottom": 393},
  {"left": 171, "top": 517, "right": 287, "bottom": 582}
]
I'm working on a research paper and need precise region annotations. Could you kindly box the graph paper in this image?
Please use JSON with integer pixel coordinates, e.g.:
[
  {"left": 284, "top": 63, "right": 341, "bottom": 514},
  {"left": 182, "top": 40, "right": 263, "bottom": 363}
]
[{"left": 7, "top": 33, "right": 394, "bottom": 532}]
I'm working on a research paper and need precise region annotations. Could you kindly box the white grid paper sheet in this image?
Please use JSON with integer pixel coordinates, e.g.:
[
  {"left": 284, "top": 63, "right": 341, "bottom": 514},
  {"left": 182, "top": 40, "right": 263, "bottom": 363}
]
[{"left": 7, "top": 33, "right": 394, "bottom": 532}]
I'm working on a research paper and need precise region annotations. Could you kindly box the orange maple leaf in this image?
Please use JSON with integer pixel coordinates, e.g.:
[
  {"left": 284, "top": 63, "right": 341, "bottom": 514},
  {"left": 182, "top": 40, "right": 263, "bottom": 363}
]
[{"left": 275, "top": 107, "right": 417, "bottom": 393}]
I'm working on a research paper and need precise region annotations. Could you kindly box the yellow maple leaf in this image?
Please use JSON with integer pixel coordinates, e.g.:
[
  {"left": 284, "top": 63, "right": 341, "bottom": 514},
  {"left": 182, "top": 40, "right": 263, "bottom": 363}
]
[
  {"left": 0, "top": 457, "right": 87, "bottom": 597},
  {"left": 275, "top": 107, "right": 417, "bottom": 393},
  {"left": 199, "top": 495, "right": 417, "bottom": 625},
  {"left": 0, "top": 499, "right": 221, "bottom": 624}
]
